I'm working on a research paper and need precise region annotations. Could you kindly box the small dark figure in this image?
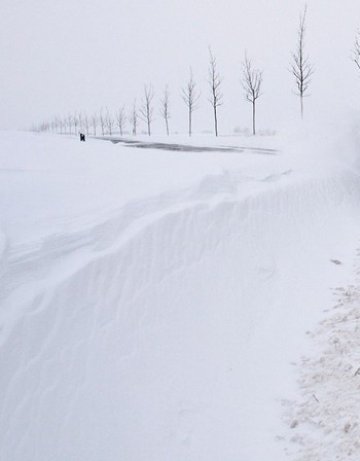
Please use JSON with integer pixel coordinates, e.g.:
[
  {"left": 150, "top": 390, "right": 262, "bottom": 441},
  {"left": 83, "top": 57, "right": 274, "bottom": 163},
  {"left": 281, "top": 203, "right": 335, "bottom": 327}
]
[{"left": 80, "top": 133, "right": 86, "bottom": 142}]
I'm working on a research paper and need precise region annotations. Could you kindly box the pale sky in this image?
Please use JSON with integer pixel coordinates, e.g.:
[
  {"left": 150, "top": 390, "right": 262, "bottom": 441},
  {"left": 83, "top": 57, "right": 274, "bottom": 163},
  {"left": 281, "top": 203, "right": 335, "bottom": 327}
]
[{"left": 1, "top": 0, "right": 360, "bottom": 134}]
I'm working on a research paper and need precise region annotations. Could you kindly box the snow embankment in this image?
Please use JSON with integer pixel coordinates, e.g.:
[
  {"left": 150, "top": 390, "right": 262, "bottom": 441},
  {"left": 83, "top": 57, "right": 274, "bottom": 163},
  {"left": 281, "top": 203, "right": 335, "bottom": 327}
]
[
  {"left": 283, "top": 279, "right": 360, "bottom": 461},
  {"left": 0, "top": 130, "right": 360, "bottom": 461}
]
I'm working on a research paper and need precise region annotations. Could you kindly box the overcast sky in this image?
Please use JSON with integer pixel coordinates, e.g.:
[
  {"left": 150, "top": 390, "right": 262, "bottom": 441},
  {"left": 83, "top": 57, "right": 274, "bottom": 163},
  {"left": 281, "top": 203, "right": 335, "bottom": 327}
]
[{"left": 1, "top": 0, "right": 360, "bottom": 134}]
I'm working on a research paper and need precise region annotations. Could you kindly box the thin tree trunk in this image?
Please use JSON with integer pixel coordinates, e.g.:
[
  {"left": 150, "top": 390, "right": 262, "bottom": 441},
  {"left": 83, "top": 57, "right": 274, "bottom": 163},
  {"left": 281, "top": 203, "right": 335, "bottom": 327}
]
[
  {"left": 166, "top": 118, "right": 169, "bottom": 136},
  {"left": 252, "top": 101, "right": 256, "bottom": 135},
  {"left": 214, "top": 106, "right": 218, "bottom": 137}
]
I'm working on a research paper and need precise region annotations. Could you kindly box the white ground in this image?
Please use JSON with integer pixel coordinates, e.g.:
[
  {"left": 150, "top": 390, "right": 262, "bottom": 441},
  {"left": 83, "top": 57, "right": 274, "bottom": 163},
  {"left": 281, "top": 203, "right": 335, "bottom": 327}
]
[{"left": 0, "top": 126, "right": 360, "bottom": 460}]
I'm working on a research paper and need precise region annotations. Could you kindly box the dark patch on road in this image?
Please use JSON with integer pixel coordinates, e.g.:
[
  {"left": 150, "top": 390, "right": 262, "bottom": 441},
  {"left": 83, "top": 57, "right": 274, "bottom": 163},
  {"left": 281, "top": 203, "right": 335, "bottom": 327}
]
[{"left": 95, "top": 136, "right": 278, "bottom": 155}]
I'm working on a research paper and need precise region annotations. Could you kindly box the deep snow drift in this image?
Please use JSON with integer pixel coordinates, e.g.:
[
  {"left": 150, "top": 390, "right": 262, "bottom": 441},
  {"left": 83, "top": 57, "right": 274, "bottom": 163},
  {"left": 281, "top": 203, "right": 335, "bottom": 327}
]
[{"left": 0, "top": 127, "right": 360, "bottom": 461}]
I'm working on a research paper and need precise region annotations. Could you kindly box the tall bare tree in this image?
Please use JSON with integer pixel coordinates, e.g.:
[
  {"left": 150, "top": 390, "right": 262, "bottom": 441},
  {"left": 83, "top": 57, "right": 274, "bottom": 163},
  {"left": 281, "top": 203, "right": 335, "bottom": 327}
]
[
  {"left": 139, "top": 84, "right": 155, "bottom": 136},
  {"left": 91, "top": 114, "right": 98, "bottom": 136},
  {"left": 182, "top": 69, "right": 200, "bottom": 137},
  {"left": 63, "top": 117, "right": 68, "bottom": 134},
  {"left": 291, "top": 5, "right": 313, "bottom": 119},
  {"left": 130, "top": 101, "right": 138, "bottom": 136},
  {"left": 78, "top": 113, "right": 83, "bottom": 132},
  {"left": 208, "top": 48, "right": 223, "bottom": 136},
  {"left": 67, "top": 114, "right": 73, "bottom": 135},
  {"left": 59, "top": 117, "right": 65, "bottom": 134},
  {"left": 105, "top": 108, "right": 114, "bottom": 135},
  {"left": 83, "top": 113, "right": 90, "bottom": 136},
  {"left": 73, "top": 113, "right": 79, "bottom": 135},
  {"left": 241, "top": 54, "right": 262, "bottom": 136},
  {"left": 116, "top": 106, "right": 126, "bottom": 136},
  {"left": 160, "top": 86, "right": 170, "bottom": 136},
  {"left": 99, "top": 110, "right": 106, "bottom": 136},
  {"left": 353, "top": 30, "right": 360, "bottom": 72},
  {"left": 55, "top": 116, "right": 62, "bottom": 134}
]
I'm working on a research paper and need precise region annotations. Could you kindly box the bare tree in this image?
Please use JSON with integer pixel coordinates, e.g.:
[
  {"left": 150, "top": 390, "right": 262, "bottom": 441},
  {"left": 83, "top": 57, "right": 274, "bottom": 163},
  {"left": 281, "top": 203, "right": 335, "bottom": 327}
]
[
  {"left": 91, "top": 114, "right": 98, "bottom": 136},
  {"left": 73, "top": 112, "right": 79, "bottom": 135},
  {"left": 160, "top": 86, "right": 170, "bottom": 136},
  {"left": 139, "top": 84, "right": 155, "bottom": 136},
  {"left": 353, "top": 30, "right": 360, "bottom": 72},
  {"left": 99, "top": 110, "right": 106, "bottom": 136},
  {"left": 37, "top": 121, "right": 48, "bottom": 132},
  {"left": 116, "top": 106, "right": 126, "bottom": 136},
  {"left": 130, "top": 101, "right": 138, "bottom": 136},
  {"left": 73, "top": 113, "right": 79, "bottom": 135},
  {"left": 67, "top": 114, "right": 73, "bottom": 135},
  {"left": 291, "top": 5, "right": 314, "bottom": 119},
  {"left": 63, "top": 117, "right": 68, "bottom": 134},
  {"left": 54, "top": 116, "right": 62, "bottom": 134},
  {"left": 208, "top": 48, "right": 223, "bottom": 136},
  {"left": 58, "top": 117, "right": 64, "bottom": 134},
  {"left": 78, "top": 112, "right": 83, "bottom": 132},
  {"left": 241, "top": 54, "right": 262, "bottom": 136},
  {"left": 83, "top": 113, "right": 90, "bottom": 136},
  {"left": 105, "top": 108, "right": 114, "bottom": 135},
  {"left": 182, "top": 69, "right": 200, "bottom": 137}
]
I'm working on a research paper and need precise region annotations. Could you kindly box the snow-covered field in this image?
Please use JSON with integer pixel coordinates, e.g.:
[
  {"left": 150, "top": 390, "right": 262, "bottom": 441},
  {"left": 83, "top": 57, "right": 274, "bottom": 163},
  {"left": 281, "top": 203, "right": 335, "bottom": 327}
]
[{"left": 0, "top": 127, "right": 360, "bottom": 460}]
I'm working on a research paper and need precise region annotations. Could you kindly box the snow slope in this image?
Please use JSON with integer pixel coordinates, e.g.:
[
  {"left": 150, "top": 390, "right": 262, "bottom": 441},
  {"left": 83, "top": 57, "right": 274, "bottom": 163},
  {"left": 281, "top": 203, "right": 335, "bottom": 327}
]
[{"left": 0, "top": 128, "right": 359, "bottom": 460}]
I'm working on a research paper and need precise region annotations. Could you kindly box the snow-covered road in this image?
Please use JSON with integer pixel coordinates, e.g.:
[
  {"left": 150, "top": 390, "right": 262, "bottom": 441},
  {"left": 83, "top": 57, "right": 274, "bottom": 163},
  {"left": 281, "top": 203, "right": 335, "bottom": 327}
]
[{"left": 0, "top": 130, "right": 359, "bottom": 460}]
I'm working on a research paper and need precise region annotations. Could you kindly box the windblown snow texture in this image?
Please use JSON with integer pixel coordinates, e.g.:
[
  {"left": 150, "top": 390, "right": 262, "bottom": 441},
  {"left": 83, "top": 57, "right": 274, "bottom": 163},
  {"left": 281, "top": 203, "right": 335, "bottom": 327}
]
[{"left": 0, "top": 131, "right": 360, "bottom": 461}]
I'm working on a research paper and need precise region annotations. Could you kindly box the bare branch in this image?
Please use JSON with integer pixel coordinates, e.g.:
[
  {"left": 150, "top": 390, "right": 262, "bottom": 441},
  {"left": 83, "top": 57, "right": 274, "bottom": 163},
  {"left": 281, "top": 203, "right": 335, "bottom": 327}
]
[
  {"left": 83, "top": 113, "right": 90, "bottom": 136},
  {"left": 290, "top": 5, "right": 314, "bottom": 118},
  {"left": 182, "top": 69, "right": 200, "bottom": 136},
  {"left": 139, "top": 84, "right": 155, "bottom": 136},
  {"left": 241, "top": 53, "right": 263, "bottom": 135},
  {"left": 353, "top": 30, "right": 360, "bottom": 71},
  {"left": 91, "top": 114, "right": 98, "bottom": 136},
  {"left": 160, "top": 86, "right": 170, "bottom": 136},
  {"left": 208, "top": 47, "right": 223, "bottom": 136},
  {"left": 99, "top": 109, "right": 106, "bottom": 136},
  {"left": 130, "top": 100, "right": 138, "bottom": 136},
  {"left": 105, "top": 107, "right": 114, "bottom": 135},
  {"left": 116, "top": 106, "right": 126, "bottom": 136}
]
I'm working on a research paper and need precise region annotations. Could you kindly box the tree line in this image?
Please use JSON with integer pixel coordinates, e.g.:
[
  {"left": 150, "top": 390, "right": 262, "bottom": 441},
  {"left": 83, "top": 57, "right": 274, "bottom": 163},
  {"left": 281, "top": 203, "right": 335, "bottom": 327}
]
[{"left": 32, "top": 7, "right": 360, "bottom": 138}]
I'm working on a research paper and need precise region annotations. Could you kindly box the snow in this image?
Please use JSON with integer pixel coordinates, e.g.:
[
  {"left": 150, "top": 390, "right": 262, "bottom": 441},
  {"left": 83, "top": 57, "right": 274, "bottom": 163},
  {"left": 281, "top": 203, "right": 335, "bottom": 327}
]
[
  {"left": 283, "top": 280, "right": 360, "bottom": 460},
  {"left": 0, "top": 126, "right": 360, "bottom": 460}
]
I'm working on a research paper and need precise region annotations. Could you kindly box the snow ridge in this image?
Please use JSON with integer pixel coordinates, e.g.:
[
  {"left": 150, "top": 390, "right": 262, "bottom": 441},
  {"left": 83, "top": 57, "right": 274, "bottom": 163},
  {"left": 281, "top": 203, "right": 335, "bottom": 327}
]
[{"left": 1, "top": 163, "right": 360, "bottom": 461}]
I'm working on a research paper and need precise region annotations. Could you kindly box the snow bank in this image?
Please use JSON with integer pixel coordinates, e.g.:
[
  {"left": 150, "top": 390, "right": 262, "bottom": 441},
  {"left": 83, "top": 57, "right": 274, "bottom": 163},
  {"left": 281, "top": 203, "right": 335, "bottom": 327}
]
[
  {"left": 283, "top": 275, "right": 360, "bottom": 460},
  {"left": 0, "top": 129, "right": 360, "bottom": 460}
]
